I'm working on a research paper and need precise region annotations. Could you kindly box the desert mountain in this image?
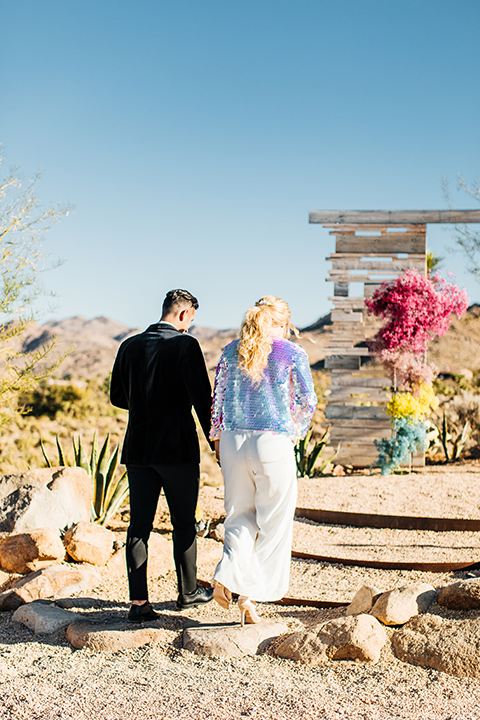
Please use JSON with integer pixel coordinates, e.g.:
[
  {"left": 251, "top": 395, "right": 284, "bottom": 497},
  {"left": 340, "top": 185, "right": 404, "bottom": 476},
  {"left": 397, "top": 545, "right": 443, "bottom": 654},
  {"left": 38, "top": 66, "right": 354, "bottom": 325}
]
[{"left": 13, "top": 306, "right": 480, "bottom": 380}]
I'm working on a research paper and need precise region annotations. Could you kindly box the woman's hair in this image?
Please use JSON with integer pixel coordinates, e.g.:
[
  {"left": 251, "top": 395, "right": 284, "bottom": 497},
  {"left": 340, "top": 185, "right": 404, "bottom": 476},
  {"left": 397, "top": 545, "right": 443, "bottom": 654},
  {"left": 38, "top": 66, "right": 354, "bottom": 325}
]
[{"left": 237, "top": 296, "right": 299, "bottom": 383}]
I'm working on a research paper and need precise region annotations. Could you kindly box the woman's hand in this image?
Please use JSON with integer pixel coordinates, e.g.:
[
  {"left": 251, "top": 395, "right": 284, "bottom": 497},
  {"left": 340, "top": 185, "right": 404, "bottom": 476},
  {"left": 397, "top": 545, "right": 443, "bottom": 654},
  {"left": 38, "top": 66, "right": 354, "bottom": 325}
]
[{"left": 214, "top": 439, "right": 221, "bottom": 466}]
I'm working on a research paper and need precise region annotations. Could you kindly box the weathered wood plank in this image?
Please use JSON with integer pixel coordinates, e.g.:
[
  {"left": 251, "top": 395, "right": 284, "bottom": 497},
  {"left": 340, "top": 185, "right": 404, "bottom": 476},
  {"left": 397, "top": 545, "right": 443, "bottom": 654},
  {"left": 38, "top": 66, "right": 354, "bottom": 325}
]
[
  {"left": 330, "top": 258, "right": 426, "bottom": 271},
  {"left": 309, "top": 210, "right": 480, "bottom": 224},
  {"left": 328, "top": 253, "right": 427, "bottom": 259},
  {"left": 330, "top": 310, "right": 364, "bottom": 323},
  {"left": 335, "top": 237, "right": 426, "bottom": 254},
  {"left": 330, "top": 376, "right": 389, "bottom": 388},
  {"left": 328, "top": 392, "right": 389, "bottom": 402},
  {"left": 328, "top": 272, "right": 412, "bottom": 283},
  {"left": 330, "top": 430, "right": 389, "bottom": 441},
  {"left": 324, "top": 356, "right": 361, "bottom": 370},
  {"left": 324, "top": 419, "right": 391, "bottom": 429},
  {"left": 324, "top": 348, "right": 371, "bottom": 356},
  {"left": 329, "top": 298, "right": 367, "bottom": 309},
  {"left": 328, "top": 224, "right": 427, "bottom": 233},
  {"left": 326, "top": 406, "right": 389, "bottom": 420}
]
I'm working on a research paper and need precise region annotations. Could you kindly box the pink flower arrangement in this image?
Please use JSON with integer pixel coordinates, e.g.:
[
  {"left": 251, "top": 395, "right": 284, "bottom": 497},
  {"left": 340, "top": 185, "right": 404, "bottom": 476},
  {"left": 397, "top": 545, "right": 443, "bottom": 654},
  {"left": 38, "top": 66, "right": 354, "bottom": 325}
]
[
  {"left": 365, "top": 268, "right": 469, "bottom": 355},
  {"left": 366, "top": 268, "right": 469, "bottom": 472},
  {"left": 378, "top": 349, "right": 436, "bottom": 391}
]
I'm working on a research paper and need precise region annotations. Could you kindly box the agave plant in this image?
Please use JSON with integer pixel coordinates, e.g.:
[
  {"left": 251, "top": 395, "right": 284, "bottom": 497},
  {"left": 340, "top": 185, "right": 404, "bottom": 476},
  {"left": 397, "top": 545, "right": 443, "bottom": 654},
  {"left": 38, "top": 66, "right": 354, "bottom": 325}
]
[
  {"left": 41, "top": 432, "right": 129, "bottom": 526},
  {"left": 435, "top": 412, "right": 472, "bottom": 463},
  {"left": 294, "top": 426, "right": 338, "bottom": 478}
]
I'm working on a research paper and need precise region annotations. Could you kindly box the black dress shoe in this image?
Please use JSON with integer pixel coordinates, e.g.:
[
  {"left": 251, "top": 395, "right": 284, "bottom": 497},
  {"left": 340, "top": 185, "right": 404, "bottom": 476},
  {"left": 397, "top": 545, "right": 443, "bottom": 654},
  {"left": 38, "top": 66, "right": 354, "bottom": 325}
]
[
  {"left": 127, "top": 601, "right": 160, "bottom": 623},
  {"left": 176, "top": 585, "right": 214, "bottom": 610}
]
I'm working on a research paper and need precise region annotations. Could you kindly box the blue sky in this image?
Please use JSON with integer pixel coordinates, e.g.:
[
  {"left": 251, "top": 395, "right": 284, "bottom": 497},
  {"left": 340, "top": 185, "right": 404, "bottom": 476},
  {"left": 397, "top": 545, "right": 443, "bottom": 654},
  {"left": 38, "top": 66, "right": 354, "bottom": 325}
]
[{"left": 2, "top": 0, "right": 480, "bottom": 329}]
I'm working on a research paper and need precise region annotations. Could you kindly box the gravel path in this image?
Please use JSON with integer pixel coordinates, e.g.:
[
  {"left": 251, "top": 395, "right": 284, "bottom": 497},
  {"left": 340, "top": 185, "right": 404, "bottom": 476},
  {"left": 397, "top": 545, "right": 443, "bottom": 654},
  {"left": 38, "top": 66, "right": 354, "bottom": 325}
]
[{"left": 2, "top": 465, "right": 480, "bottom": 719}]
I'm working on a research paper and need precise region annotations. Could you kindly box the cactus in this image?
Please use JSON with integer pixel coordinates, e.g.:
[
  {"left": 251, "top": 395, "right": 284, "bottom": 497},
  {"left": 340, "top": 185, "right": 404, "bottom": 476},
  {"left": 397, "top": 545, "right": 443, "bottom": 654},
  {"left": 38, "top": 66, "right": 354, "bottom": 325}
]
[
  {"left": 294, "top": 426, "right": 338, "bottom": 478},
  {"left": 435, "top": 412, "right": 472, "bottom": 463},
  {"left": 40, "top": 432, "right": 129, "bottom": 525}
]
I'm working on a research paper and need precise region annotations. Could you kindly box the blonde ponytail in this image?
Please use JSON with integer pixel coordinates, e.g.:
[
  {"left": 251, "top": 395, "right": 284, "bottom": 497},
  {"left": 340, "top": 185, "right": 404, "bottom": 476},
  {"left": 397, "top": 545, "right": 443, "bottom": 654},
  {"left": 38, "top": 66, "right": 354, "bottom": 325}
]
[{"left": 237, "top": 296, "right": 299, "bottom": 383}]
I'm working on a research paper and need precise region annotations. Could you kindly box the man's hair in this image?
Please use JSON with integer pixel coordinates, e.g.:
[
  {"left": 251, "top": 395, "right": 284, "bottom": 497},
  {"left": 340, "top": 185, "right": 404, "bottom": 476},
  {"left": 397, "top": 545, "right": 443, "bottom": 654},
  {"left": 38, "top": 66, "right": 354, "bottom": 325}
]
[{"left": 162, "top": 289, "right": 199, "bottom": 316}]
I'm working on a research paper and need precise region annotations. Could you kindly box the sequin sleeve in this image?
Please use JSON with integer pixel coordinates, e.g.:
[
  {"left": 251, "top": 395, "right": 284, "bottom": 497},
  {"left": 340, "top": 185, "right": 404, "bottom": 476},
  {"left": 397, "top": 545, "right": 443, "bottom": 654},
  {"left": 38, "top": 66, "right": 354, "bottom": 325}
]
[
  {"left": 289, "top": 346, "right": 317, "bottom": 439},
  {"left": 209, "top": 352, "right": 228, "bottom": 440}
]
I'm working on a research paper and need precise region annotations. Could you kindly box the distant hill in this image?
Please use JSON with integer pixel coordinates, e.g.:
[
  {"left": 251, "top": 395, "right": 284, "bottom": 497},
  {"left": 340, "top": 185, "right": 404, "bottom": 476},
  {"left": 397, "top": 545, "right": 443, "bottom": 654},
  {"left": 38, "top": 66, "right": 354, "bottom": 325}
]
[{"left": 12, "top": 305, "right": 480, "bottom": 380}]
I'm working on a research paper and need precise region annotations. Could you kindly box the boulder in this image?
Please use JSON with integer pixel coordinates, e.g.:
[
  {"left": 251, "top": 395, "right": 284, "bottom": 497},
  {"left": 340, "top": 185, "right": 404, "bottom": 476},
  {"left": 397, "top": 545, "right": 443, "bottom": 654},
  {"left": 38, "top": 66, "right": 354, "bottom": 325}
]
[
  {"left": 183, "top": 618, "right": 289, "bottom": 658},
  {"left": 209, "top": 522, "right": 225, "bottom": 543},
  {"left": 66, "top": 618, "right": 169, "bottom": 652},
  {"left": 148, "top": 533, "right": 173, "bottom": 578},
  {"left": 370, "top": 582, "right": 436, "bottom": 626},
  {"left": 63, "top": 521, "right": 115, "bottom": 566},
  {"left": 345, "top": 585, "right": 382, "bottom": 616},
  {"left": 0, "top": 569, "right": 11, "bottom": 592},
  {"left": 274, "top": 614, "right": 386, "bottom": 665},
  {"left": 105, "top": 548, "right": 126, "bottom": 575},
  {"left": 393, "top": 613, "right": 480, "bottom": 678},
  {"left": 0, "top": 528, "right": 65, "bottom": 574},
  {"left": 0, "top": 467, "right": 91, "bottom": 534},
  {"left": 437, "top": 578, "right": 480, "bottom": 610},
  {"left": 13, "top": 600, "right": 78, "bottom": 634},
  {"left": 0, "top": 563, "right": 101, "bottom": 610}
]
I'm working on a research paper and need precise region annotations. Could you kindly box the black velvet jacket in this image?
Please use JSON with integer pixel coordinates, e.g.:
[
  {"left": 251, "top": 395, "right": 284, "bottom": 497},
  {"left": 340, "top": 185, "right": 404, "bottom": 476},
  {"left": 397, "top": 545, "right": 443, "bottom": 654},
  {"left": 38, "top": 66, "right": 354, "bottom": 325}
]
[{"left": 110, "top": 323, "right": 214, "bottom": 465}]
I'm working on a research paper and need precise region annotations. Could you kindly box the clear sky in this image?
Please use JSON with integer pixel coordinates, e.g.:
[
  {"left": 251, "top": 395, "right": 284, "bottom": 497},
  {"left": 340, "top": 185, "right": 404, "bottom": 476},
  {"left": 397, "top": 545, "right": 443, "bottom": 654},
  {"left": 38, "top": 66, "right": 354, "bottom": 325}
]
[{"left": 2, "top": 0, "right": 480, "bottom": 330}]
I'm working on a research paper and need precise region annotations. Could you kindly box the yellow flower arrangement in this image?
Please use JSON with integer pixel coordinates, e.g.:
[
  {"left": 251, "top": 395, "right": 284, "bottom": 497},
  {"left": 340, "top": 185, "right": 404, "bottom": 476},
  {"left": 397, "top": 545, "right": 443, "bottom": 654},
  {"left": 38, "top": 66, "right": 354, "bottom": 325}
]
[{"left": 387, "top": 382, "right": 438, "bottom": 420}]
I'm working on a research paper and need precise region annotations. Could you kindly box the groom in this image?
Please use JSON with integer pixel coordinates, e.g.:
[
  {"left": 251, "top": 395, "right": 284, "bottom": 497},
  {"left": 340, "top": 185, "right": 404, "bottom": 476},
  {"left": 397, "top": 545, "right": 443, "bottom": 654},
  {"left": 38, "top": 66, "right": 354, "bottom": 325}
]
[{"left": 110, "top": 289, "right": 214, "bottom": 621}]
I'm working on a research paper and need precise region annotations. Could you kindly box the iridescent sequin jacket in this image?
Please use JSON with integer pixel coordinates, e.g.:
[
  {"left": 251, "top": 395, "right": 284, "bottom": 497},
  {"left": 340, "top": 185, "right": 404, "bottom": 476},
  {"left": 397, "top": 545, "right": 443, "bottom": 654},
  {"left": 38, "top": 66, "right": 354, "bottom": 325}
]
[{"left": 210, "top": 337, "right": 317, "bottom": 441}]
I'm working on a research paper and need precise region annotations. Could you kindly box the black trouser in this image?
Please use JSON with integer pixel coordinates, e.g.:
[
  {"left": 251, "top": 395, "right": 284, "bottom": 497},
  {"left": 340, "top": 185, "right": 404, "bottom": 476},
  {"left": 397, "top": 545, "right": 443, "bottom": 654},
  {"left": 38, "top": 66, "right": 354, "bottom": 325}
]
[{"left": 126, "top": 464, "right": 199, "bottom": 600}]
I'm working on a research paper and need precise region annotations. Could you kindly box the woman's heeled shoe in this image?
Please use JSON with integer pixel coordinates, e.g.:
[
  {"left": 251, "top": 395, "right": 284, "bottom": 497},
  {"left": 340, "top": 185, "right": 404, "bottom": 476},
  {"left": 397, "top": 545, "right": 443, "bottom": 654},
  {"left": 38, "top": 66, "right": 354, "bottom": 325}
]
[
  {"left": 238, "top": 596, "right": 261, "bottom": 627},
  {"left": 212, "top": 581, "right": 232, "bottom": 610}
]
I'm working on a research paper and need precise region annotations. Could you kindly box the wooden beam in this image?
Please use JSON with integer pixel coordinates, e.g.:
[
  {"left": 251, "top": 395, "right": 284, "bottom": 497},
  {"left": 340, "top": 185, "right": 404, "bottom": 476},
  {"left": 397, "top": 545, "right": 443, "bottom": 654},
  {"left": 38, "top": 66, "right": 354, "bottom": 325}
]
[{"left": 309, "top": 209, "right": 480, "bottom": 224}]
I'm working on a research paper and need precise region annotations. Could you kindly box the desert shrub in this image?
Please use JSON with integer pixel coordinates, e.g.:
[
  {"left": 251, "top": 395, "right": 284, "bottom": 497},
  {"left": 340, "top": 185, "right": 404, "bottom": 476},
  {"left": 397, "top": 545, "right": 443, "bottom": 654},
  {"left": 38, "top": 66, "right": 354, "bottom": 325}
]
[
  {"left": 19, "top": 380, "right": 85, "bottom": 418},
  {"left": 19, "top": 375, "right": 122, "bottom": 421}
]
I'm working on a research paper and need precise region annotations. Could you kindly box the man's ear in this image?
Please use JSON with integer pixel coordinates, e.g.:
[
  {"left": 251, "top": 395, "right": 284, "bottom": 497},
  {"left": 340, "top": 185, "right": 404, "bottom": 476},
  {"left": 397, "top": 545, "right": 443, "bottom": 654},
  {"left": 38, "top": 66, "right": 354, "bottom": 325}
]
[{"left": 179, "top": 309, "right": 187, "bottom": 322}]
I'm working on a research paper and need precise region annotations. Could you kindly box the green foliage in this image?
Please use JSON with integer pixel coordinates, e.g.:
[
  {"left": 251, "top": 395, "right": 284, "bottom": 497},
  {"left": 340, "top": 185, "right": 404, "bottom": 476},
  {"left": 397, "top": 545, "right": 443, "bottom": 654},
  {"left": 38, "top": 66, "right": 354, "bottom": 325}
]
[
  {"left": 41, "top": 432, "right": 129, "bottom": 526},
  {"left": 295, "top": 426, "right": 337, "bottom": 478},
  {"left": 19, "top": 377, "right": 122, "bottom": 421},
  {"left": 426, "top": 251, "right": 444, "bottom": 274},
  {"left": 0, "top": 151, "right": 69, "bottom": 424},
  {"left": 20, "top": 380, "right": 84, "bottom": 418}
]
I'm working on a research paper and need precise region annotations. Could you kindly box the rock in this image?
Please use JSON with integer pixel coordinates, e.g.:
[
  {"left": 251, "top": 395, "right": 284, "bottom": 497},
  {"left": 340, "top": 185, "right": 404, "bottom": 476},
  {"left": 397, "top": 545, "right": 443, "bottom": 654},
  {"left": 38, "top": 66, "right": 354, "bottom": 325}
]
[
  {"left": 370, "top": 582, "right": 436, "bottom": 625},
  {"left": 0, "top": 563, "right": 101, "bottom": 610},
  {"left": 105, "top": 548, "right": 126, "bottom": 575},
  {"left": 345, "top": 585, "right": 382, "bottom": 616},
  {"left": 66, "top": 618, "right": 168, "bottom": 652},
  {"left": 182, "top": 618, "right": 289, "bottom": 658},
  {"left": 274, "top": 614, "right": 386, "bottom": 665},
  {"left": 63, "top": 521, "right": 115, "bottom": 566},
  {"left": 0, "top": 467, "right": 92, "bottom": 534},
  {"left": 148, "top": 533, "right": 173, "bottom": 578},
  {"left": 437, "top": 578, "right": 480, "bottom": 610},
  {"left": 209, "top": 522, "right": 225, "bottom": 543},
  {"left": 103, "top": 533, "right": 171, "bottom": 578},
  {"left": 0, "top": 569, "right": 11, "bottom": 592},
  {"left": 0, "top": 528, "right": 65, "bottom": 574},
  {"left": 393, "top": 613, "right": 480, "bottom": 678},
  {"left": 332, "top": 465, "right": 345, "bottom": 476},
  {"left": 13, "top": 600, "right": 78, "bottom": 634}
]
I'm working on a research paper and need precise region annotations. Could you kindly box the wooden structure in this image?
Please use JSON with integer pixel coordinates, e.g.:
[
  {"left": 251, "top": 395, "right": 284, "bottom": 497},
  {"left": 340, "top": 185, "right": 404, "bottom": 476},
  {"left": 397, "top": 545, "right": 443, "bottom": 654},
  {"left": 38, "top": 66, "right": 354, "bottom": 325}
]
[{"left": 309, "top": 209, "right": 480, "bottom": 467}]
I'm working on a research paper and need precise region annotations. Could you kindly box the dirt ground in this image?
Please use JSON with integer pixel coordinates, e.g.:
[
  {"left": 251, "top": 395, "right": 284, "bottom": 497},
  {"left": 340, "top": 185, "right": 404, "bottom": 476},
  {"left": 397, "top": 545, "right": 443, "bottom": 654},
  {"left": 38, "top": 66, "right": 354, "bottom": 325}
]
[{"left": 1, "top": 462, "right": 480, "bottom": 720}]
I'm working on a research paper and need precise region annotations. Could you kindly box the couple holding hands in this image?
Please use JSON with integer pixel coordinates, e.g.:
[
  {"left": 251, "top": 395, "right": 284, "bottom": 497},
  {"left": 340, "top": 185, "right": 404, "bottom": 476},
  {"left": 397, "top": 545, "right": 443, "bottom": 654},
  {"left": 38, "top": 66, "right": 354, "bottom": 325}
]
[{"left": 111, "top": 289, "right": 317, "bottom": 625}]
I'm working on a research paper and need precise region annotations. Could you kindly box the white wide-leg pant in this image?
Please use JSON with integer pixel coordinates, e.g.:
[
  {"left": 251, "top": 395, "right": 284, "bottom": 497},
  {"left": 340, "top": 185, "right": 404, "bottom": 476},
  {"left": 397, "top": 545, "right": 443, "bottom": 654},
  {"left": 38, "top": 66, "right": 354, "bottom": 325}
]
[{"left": 213, "top": 431, "right": 297, "bottom": 601}]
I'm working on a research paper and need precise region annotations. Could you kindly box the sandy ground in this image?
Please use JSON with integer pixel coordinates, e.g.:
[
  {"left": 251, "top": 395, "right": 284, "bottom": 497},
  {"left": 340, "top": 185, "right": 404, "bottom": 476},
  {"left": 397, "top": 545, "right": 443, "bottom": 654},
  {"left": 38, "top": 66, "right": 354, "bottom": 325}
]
[{"left": 1, "top": 464, "right": 480, "bottom": 720}]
